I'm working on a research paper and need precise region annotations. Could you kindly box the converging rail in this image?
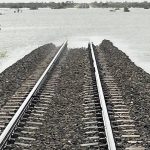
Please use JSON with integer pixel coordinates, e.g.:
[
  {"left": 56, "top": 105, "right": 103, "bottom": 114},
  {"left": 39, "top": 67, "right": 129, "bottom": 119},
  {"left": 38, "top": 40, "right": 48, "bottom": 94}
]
[
  {"left": 90, "top": 43, "right": 116, "bottom": 150},
  {"left": 0, "top": 41, "right": 67, "bottom": 149},
  {"left": 0, "top": 41, "right": 146, "bottom": 149}
]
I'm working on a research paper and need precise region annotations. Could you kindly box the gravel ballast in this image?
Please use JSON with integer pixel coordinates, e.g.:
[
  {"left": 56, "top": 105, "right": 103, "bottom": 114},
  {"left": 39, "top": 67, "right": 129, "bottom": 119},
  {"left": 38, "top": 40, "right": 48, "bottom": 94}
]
[
  {"left": 31, "top": 48, "right": 87, "bottom": 149},
  {"left": 0, "top": 43, "right": 56, "bottom": 108},
  {"left": 0, "top": 40, "right": 149, "bottom": 149},
  {"left": 98, "top": 40, "right": 150, "bottom": 144}
]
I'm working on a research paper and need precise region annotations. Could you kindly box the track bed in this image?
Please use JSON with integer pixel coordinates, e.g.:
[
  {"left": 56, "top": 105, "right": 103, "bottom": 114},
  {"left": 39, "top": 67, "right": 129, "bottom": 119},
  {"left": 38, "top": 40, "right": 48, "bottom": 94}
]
[{"left": 0, "top": 41, "right": 149, "bottom": 150}]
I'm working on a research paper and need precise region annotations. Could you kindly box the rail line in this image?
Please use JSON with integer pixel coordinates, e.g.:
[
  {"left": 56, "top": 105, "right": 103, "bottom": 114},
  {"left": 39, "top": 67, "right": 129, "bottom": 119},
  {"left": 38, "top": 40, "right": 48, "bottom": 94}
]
[
  {"left": 80, "top": 43, "right": 116, "bottom": 149},
  {"left": 90, "top": 43, "right": 116, "bottom": 150},
  {"left": 0, "top": 41, "right": 146, "bottom": 149},
  {"left": 90, "top": 44, "right": 145, "bottom": 150},
  {"left": 80, "top": 43, "right": 145, "bottom": 150},
  {"left": 0, "top": 41, "right": 67, "bottom": 149}
]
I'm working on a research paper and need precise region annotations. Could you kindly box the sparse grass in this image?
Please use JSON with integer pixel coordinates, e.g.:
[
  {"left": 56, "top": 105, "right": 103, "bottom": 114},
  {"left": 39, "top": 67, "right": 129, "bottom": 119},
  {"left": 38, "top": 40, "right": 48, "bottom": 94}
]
[{"left": 0, "top": 51, "right": 7, "bottom": 58}]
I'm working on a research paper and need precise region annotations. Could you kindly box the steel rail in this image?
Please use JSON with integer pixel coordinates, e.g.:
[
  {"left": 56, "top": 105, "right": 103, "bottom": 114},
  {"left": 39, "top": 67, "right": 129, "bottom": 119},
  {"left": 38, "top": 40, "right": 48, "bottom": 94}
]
[
  {"left": 0, "top": 41, "right": 67, "bottom": 149},
  {"left": 90, "top": 43, "right": 116, "bottom": 150}
]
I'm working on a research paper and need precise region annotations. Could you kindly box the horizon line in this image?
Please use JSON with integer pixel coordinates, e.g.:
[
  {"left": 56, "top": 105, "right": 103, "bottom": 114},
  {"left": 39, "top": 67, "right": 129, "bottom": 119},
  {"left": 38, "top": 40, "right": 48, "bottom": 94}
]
[{"left": 0, "top": 1, "right": 149, "bottom": 3}]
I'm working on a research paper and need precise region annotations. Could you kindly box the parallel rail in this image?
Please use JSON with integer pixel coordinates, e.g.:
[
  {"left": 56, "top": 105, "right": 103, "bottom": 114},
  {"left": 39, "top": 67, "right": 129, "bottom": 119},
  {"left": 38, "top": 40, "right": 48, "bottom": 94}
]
[
  {"left": 0, "top": 41, "right": 67, "bottom": 149},
  {"left": 90, "top": 43, "right": 116, "bottom": 150},
  {"left": 0, "top": 42, "right": 116, "bottom": 149}
]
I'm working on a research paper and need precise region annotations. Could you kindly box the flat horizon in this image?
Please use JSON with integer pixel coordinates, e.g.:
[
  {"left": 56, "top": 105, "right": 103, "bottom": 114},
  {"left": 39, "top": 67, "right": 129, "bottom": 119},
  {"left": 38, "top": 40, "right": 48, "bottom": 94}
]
[{"left": 0, "top": 0, "right": 150, "bottom": 3}]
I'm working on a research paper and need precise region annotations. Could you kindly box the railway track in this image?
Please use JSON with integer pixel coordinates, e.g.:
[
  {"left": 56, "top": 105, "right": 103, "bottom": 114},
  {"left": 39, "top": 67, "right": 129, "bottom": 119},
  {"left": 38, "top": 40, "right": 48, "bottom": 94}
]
[
  {"left": 79, "top": 43, "right": 146, "bottom": 150},
  {"left": 0, "top": 41, "right": 147, "bottom": 150},
  {"left": 90, "top": 44, "right": 146, "bottom": 150},
  {"left": 0, "top": 41, "right": 67, "bottom": 149}
]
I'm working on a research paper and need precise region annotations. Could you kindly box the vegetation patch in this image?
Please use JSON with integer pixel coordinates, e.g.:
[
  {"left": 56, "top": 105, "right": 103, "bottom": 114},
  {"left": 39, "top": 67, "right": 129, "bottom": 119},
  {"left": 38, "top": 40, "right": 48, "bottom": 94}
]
[{"left": 0, "top": 51, "right": 7, "bottom": 58}]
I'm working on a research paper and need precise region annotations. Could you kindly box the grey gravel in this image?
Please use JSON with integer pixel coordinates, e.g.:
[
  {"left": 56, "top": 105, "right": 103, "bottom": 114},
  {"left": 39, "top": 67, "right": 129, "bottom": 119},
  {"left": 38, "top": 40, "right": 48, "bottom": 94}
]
[
  {"left": 31, "top": 48, "right": 87, "bottom": 149},
  {"left": 98, "top": 40, "right": 150, "bottom": 147},
  {"left": 0, "top": 43, "right": 56, "bottom": 108}
]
